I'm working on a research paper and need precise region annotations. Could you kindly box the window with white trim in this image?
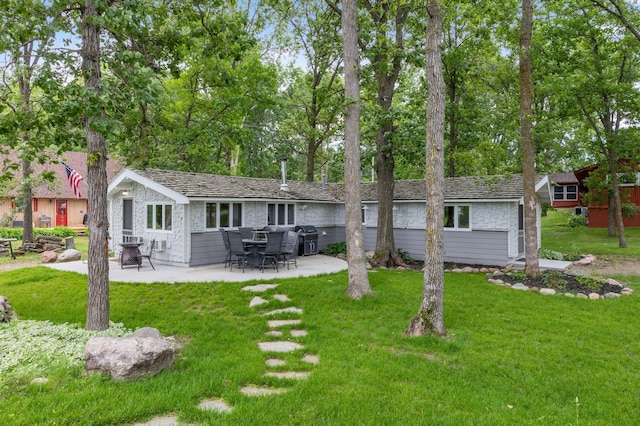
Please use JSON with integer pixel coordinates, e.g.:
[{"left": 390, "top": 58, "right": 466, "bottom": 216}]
[
  {"left": 267, "top": 203, "right": 295, "bottom": 226},
  {"left": 444, "top": 205, "right": 470, "bottom": 229},
  {"left": 147, "top": 203, "right": 173, "bottom": 231},
  {"left": 206, "top": 202, "right": 242, "bottom": 228},
  {"left": 553, "top": 185, "right": 578, "bottom": 200}
]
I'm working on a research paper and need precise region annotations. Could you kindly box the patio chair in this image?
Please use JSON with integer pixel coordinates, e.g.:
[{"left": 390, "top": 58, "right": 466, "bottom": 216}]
[
  {"left": 258, "top": 231, "right": 284, "bottom": 272},
  {"left": 279, "top": 230, "right": 299, "bottom": 270},
  {"left": 220, "top": 228, "right": 232, "bottom": 268},
  {"left": 137, "top": 239, "right": 156, "bottom": 271},
  {"left": 238, "top": 227, "right": 254, "bottom": 240},
  {"left": 227, "top": 231, "right": 252, "bottom": 272}
]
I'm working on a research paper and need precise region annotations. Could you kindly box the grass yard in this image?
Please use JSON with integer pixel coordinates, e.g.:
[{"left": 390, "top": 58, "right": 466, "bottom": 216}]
[
  {"left": 1, "top": 266, "right": 640, "bottom": 425},
  {"left": 541, "top": 208, "right": 640, "bottom": 258}
]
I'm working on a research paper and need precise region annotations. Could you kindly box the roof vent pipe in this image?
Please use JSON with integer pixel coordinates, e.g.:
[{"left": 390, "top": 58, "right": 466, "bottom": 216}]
[
  {"left": 280, "top": 157, "right": 289, "bottom": 191},
  {"left": 322, "top": 173, "right": 326, "bottom": 191}
]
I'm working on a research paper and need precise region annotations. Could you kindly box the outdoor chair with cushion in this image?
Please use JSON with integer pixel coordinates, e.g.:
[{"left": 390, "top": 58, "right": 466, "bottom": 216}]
[
  {"left": 258, "top": 231, "right": 284, "bottom": 272},
  {"left": 227, "top": 231, "right": 252, "bottom": 273},
  {"left": 137, "top": 239, "right": 156, "bottom": 271},
  {"left": 279, "top": 230, "right": 299, "bottom": 270}
]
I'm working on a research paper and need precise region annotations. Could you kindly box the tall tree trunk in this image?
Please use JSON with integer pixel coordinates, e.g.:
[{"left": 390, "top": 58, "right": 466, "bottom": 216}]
[
  {"left": 21, "top": 157, "right": 33, "bottom": 244},
  {"left": 306, "top": 137, "right": 318, "bottom": 182},
  {"left": 372, "top": 78, "right": 404, "bottom": 268},
  {"left": 607, "top": 191, "right": 616, "bottom": 236},
  {"left": 83, "top": 0, "right": 110, "bottom": 331},
  {"left": 342, "top": 0, "right": 372, "bottom": 299},
  {"left": 407, "top": 0, "right": 446, "bottom": 338},
  {"left": 17, "top": 43, "right": 34, "bottom": 244},
  {"left": 520, "top": 0, "right": 539, "bottom": 277},
  {"left": 607, "top": 154, "right": 627, "bottom": 247}
]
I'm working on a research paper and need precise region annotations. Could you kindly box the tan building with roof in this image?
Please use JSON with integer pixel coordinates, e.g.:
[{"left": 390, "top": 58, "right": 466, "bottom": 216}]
[{"left": 0, "top": 151, "right": 122, "bottom": 231}]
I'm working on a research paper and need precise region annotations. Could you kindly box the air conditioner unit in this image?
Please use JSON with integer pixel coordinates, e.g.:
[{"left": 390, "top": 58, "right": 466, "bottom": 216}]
[
  {"left": 574, "top": 207, "right": 588, "bottom": 216},
  {"left": 154, "top": 240, "right": 167, "bottom": 251}
]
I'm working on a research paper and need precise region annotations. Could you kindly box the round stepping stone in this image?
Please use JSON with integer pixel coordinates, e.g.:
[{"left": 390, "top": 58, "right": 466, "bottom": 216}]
[
  {"left": 290, "top": 329, "right": 307, "bottom": 337},
  {"left": 249, "top": 296, "right": 269, "bottom": 307},
  {"left": 266, "top": 358, "right": 286, "bottom": 367},
  {"left": 242, "top": 284, "right": 279, "bottom": 292},
  {"left": 198, "top": 398, "right": 233, "bottom": 414},
  {"left": 302, "top": 354, "right": 320, "bottom": 365},
  {"left": 267, "top": 319, "right": 301, "bottom": 328},
  {"left": 240, "top": 385, "right": 288, "bottom": 396},
  {"left": 258, "top": 341, "right": 304, "bottom": 352},
  {"left": 264, "top": 371, "right": 311, "bottom": 380},
  {"left": 132, "top": 415, "right": 181, "bottom": 426},
  {"left": 273, "top": 294, "right": 291, "bottom": 302},
  {"left": 263, "top": 307, "right": 303, "bottom": 316},
  {"left": 265, "top": 330, "right": 283, "bottom": 337}
]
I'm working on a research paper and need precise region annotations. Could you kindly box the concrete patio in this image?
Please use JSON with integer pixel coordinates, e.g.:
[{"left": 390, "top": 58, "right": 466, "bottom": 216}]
[{"left": 43, "top": 254, "right": 348, "bottom": 283}]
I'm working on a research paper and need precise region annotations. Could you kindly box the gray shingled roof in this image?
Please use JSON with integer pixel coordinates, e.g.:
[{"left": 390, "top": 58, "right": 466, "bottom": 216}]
[
  {"left": 130, "top": 170, "right": 544, "bottom": 203},
  {"left": 356, "top": 174, "right": 542, "bottom": 201},
  {"left": 134, "top": 169, "right": 340, "bottom": 202},
  {"left": 549, "top": 172, "right": 578, "bottom": 185}
]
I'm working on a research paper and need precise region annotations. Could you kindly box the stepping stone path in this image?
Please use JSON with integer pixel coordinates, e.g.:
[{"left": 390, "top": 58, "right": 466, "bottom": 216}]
[{"left": 131, "top": 283, "right": 319, "bottom": 425}]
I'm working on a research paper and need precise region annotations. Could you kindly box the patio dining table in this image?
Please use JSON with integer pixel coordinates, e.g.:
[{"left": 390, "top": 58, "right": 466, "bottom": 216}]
[{"left": 242, "top": 239, "right": 267, "bottom": 267}]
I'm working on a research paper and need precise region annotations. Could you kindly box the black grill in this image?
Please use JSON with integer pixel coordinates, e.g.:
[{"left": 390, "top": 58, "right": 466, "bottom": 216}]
[{"left": 294, "top": 225, "right": 319, "bottom": 256}]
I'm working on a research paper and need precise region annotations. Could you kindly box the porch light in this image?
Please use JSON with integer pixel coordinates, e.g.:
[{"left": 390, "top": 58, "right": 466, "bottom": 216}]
[{"left": 122, "top": 190, "right": 130, "bottom": 197}]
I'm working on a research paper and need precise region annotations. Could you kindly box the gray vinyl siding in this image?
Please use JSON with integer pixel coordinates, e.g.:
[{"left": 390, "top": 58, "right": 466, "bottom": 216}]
[
  {"left": 360, "top": 227, "right": 510, "bottom": 266},
  {"left": 443, "top": 230, "right": 509, "bottom": 266},
  {"left": 190, "top": 231, "right": 227, "bottom": 266}
]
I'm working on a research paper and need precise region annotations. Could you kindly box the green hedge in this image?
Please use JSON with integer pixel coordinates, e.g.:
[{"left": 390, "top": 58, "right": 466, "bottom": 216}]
[{"left": 0, "top": 227, "right": 77, "bottom": 239}]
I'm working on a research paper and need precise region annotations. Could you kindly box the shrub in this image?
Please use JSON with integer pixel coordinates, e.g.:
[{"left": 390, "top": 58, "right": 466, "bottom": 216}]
[
  {"left": 567, "top": 214, "right": 587, "bottom": 227},
  {"left": 563, "top": 245, "right": 582, "bottom": 262},
  {"left": 0, "top": 226, "right": 77, "bottom": 240},
  {"left": 538, "top": 248, "right": 564, "bottom": 260},
  {"left": 542, "top": 271, "right": 568, "bottom": 290},
  {"left": 325, "top": 241, "right": 347, "bottom": 255},
  {"left": 397, "top": 248, "right": 414, "bottom": 263}
]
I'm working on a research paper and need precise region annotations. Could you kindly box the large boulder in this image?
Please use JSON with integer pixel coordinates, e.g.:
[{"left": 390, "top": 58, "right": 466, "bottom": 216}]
[
  {"left": 41, "top": 251, "right": 58, "bottom": 264},
  {"left": 85, "top": 329, "right": 175, "bottom": 381},
  {"left": 0, "top": 295, "right": 13, "bottom": 322},
  {"left": 58, "top": 249, "right": 82, "bottom": 262}
]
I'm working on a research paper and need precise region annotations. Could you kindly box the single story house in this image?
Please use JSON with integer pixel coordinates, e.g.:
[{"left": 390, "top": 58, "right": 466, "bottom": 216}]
[
  {"left": 574, "top": 163, "right": 640, "bottom": 228},
  {"left": 0, "top": 151, "right": 122, "bottom": 230},
  {"left": 107, "top": 168, "right": 551, "bottom": 267}
]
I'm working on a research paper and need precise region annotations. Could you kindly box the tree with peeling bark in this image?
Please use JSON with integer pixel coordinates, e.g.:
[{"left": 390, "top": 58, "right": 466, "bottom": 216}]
[
  {"left": 407, "top": 0, "right": 446, "bottom": 337},
  {"left": 520, "top": 0, "right": 539, "bottom": 277},
  {"left": 341, "top": 0, "right": 372, "bottom": 299}
]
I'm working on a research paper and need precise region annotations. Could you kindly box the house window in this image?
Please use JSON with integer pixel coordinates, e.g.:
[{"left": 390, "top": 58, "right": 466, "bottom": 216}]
[
  {"left": 267, "top": 203, "right": 295, "bottom": 226},
  {"left": 33, "top": 198, "right": 38, "bottom": 212},
  {"left": 444, "top": 205, "right": 470, "bottom": 230},
  {"left": 146, "top": 203, "right": 173, "bottom": 231},
  {"left": 205, "top": 202, "right": 243, "bottom": 228},
  {"left": 554, "top": 185, "right": 578, "bottom": 200}
]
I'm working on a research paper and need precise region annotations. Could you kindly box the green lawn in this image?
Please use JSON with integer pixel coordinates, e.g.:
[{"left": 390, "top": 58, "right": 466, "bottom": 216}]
[
  {"left": 2, "top": 266, "right": 640, "bottom": 425},
  {"left": 1, "top": 216, "right": 639, "bottom": 424},
  {"left": 542, "top": 208, "right": 640, "bottom": 258}
]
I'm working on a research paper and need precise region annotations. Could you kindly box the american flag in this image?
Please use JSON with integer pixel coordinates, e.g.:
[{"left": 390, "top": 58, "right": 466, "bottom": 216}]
[{"left": 61, "top": 161, "right": 83, "bottom": 198}]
